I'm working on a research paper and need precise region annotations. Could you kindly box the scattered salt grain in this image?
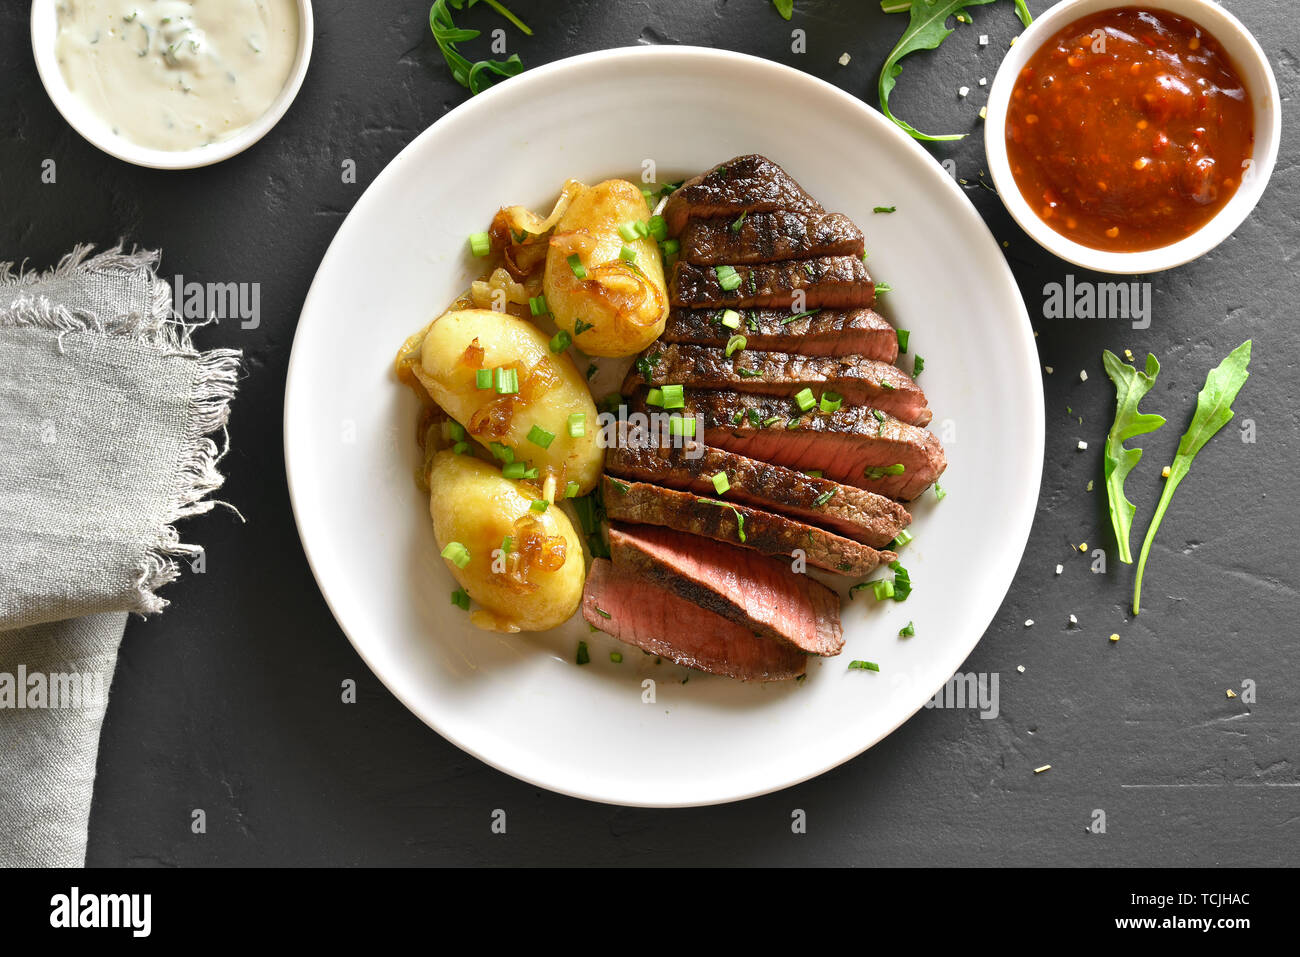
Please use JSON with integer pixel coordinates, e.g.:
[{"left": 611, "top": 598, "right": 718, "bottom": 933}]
[
  {"left": 1055, "top": 564, "right": 1063, "bottom": 575},
  {"left": 979, "top": 77, "right": 988, "bottom": 86},
  {"left": 1069, "top": 614, "right": 1078, "bottom": 625},
  {"left": 1079, "top": 369, "right": 1089, "bottom": 382},
  {"left": 1017, "top": 665, "right": 1026, "bottom": 673},
  {"left": 958, "top": 86, "right": 970, "bottom": 97},
  {"left": 978, "top": 106, "right": 987, "bottom": 120},
  {"left": 1025, "top": 619, "right": 1035, "bottom": 627},
  {"left": 1077, "top": 440, "right": 1088, "bottom": 451},
  {"left": 979, "top": 34, "right": 989, "bottom": 46},
  {"left": 838, "top": 52, "right": 851, "bottom": 66},
  {"left": 1044, "top": 365, "right": 1054, "bottom": 374}
]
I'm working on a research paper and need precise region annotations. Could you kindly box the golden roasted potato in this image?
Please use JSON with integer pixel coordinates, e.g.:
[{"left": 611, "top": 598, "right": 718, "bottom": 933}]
[
  {"left": 414, "top": 308, "right": 602, "bottom": 494},
  {"left": 428, "top": 452, "right": 584, "bottom": 633},
  {"left": 543, "top": 179, "right": 668, "bottom": 357}
]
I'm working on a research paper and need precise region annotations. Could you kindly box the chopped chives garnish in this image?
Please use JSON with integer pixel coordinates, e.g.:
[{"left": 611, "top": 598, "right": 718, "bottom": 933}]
[
  {"left": 549, "top": 329, "right": 572, "bottom": 353},
  {"left": 864, "top": 463, "right": 906, "bottom": 479},
  {"left": 712, "top": 471, "right": 730, "bottom": 494},
  {"left": 448, "top": 421, "right": 466, "bottom": 441},
  {"left": 440, "top": 541, "right": 471, "bottom": 568},
  {"left": 635, "top": 220, "right": 651, "bottom": 238},
  {"left": 715, "top": 265, "right": 742, "bottom": 291},
  {"left": 567, "top": 253, "right": 586, "bottom": 279},
  {"left": 500, "top": 535, "right": 513, "bottom": 554},
  {"left": 934, "top": 482, "right": 947, "bottom": 500},
  {"left": 573, "top": 317, "right": 595, "bottom": 336},
  {"left": 529, "top": 294, "right": 549, "bottom": 316},
  {"left": 646, "top": 387, "right": 664, "bottom": 407},
  {"left": 889, "top": 560, "right": 912, "bottom": 601},
  {"left": 872, "top": 409, "right": 886, "bottom": 422},
  {"left": 762, "top": 416, "right": 782, "bottom": 427},
  {"left": 720, "top": 309, "right": 742, "bottom": 329},
  {"left": 502, "top": 461, "right": 526, "bottom": 479},
  {"left": 730, "top": 210, "right": 747, "bottom": 232},
  {"left": 618, "top": 221, "right": 640, "bottom": 242},
  {"left": 468, "top": 231, "right": 491, "bottom": 257},
  {"left": 805, "top": 470, "right": 823, "bottom": 478},
  {"left": 819, "top": 391, "right": 843, "bottom": 413},
  {"left": 608, "top": 478, "right": 631, "bottom": 495},
  {"left": 641, "top": 185, "right": 655, "bottom": 206},
  {"left": 876, "top": 280, "right": 892, "bottom": 294},
  {"left": 879, "top": 381, "right": 897, "bottom": 391},
  {"left": 899, "top": 621, "right": 916, "bottom": 637},
  {"left": 619, "top": 244, "right": 638, "bottom": 263},
  {"left": 668, "top": 414, "right": 696, "bottom": 437},
  {"left": 896, "top": 329, "right": 910, "bottom": 353},
  {"left": 568, "top": 412, "right": 585, "bottom": 437},
  {"left": 576, "top": 641, "right": 590, "bottom": 665},
  {"left": 848, "top": 659, "right": 881, "bottom": 671},
  {"left": 494, "top": 367, "right": 519, "bottom": 394},
  {"left": 661, "top": 239, "right": 680, "bottom": 256},
  {"left": 874, "top": 205, "right": 897, "bottom": 214},
  {"left": 794, "top": 387, "right": 816, "bottom": 412},
  {"left": 475, "top": 368, "right": 492, "bottom": 389},
  {"left": 913, "top": 355, "right": 925, "bottom": 378},
  {"left": 452, "top": 440, "right": 470, "bottom": 455},
  {"left": 781, "top": 309, "right": 821, "bottom": 325},
  {"left": 527, "top": 424, "right": 555, "bottom": 449},
  {"left": 786, "top": 418, "right": 801, "bottom": 430},
  {"left": 610, "top": 651, "right": 623, "bottom": 663},
  {"left": 564, "top": 480, "right": 580, "bottom": 498},
  {"left": 522, "top": 467, "right": 539, "bottom": 479},
  {"left": 890, "top": 529, "right": 914, "bottom": 549},
  {"left": 490, "top": 442, "right": 514, "bottom": 463},
  {"left": 647, "top": 215, "right": 667, "bottom": 241},
  {"left": 725, "top": 334, "right": 747, "bottom": 357},
  {"left": 696, "top": 497, "right": 746, "bottom": 542},
  {"left": 529, "top": 499, "right": 549, "bottom": 513},
  {"left": 594, "top": 607, "right": 612, "bottom": 619},
  {"left": 870, "top": 579, "right": 895, "bottom": 600},
  {"left": 660, "top": 383, "right": 685, "bottom": 409},
  {"left": 813, "top": 489, "right": 835, "bottom": 506},
  {"left": 450, "top": 588, "right": 471, "bottom": 610}
]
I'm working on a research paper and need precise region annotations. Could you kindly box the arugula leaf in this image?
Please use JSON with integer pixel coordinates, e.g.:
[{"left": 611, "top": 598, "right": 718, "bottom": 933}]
[
  {"left": 1102, "top": 350, "right": 1166, "bottom": 564},
  {"left": 430, "top": 0, "right": 530, "bottom": 96},
  {"left": 1132, "top": 341, "right": 1252, "bottom": 615},
  {"left": 879, "top": 0, "right": 1032, "bottom": 142},
  {"left": 773, "top": 0, "right": 795, "bottom": 19}
]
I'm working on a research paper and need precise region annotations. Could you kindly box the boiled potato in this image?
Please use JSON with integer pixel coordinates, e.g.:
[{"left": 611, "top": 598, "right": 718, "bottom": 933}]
[
  {"left": 543, "top": 179, "right": 668, "bottom": 357},
  {"left": 414, "top": 308, "right": 602, "bottom": 494},
  {"left": 428, "top": 452, "right": 583, "bottom": 633}
]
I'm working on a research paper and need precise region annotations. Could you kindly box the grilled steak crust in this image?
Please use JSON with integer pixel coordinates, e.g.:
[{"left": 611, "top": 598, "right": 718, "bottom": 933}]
[
  {"left": 604, "top": 443, "right": 910, "bottom": 548},
  {"left": 671, "top": 256, "right": 874, "bottom": 310},
  {"left": 662, "top": 154, "right": 824, "bottom": 236},
  {"left": 629, "top": 389, "right": 946, "bottom": 500},
  {"left": 583, "top": 560, "right": 807, "bottom": 681},
  {"left": 626, "top": 343, "right": 931, "bottom": 426},
  {"left": 608, "top": 524, "right": 844, "bottom": 656},
  {"left": 602, "top": 477, "right": 896, "bottom": 577},
  {"left": 660, "top": 307, "right": 898, "bottom": 361},
  {"left": 680, "top": 211, "right": 865, "bottom": 265}
]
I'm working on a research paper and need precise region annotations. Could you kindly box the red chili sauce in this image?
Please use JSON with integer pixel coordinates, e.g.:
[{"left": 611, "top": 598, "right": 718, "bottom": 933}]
[{"left": 1005, "top": 8, "right": 1254, "bottom": 252}]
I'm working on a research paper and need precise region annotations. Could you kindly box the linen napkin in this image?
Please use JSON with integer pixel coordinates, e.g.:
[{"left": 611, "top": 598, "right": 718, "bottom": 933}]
[{"left": 0, "top": 246, "right": 240, "bottom": 867}]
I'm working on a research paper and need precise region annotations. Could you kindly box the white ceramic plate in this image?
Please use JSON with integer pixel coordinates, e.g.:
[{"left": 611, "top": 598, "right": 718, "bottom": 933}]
[{"left": 284, "top": 47, "right": 1043, "bottom": 807}]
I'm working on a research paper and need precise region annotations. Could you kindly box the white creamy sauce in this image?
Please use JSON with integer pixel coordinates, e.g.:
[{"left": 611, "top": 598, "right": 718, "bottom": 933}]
[{"left": 54, "top": 0, "right": 299, "bottom": 152}]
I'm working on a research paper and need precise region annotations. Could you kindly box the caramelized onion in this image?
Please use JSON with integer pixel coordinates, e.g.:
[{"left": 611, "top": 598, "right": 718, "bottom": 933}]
[
  {"left": 583, "top": 260, "right": 665, "bottom": 329},
  {"left": 466, "top": 395, "right": 515, "bottom": 438},
  {"left": 460, "top": 337, "right": 484, "bottom": 368}
]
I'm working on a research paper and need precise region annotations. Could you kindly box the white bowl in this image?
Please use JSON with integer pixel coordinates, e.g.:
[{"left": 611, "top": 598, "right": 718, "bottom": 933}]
[
  {"left": 984, "top": 0, "right": 1281, "bottom": 274},
  {"left": 30, "top": 0, "right": 314, "bottom": 170}
]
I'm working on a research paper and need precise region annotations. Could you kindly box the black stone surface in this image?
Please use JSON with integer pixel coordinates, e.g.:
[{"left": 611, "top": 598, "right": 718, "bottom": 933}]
[{"left": 1, "top": 1, "right": 1295, "bottom": 866}]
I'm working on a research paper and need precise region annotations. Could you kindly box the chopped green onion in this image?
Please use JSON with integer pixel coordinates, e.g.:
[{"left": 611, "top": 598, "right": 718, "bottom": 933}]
[
  {"left": 522, "top": 467, "right": 539, "bottom": 480},
  {"left": 715, "top": 265, "right": 742, "bottom": 291},
  {"left": 804, "top": 470, "right": 823, "bottom": 478},
  {"left": 898, "top": 621, "right": 916, "bottom": 637},
  {"left": 647, "top": 215, "right": 667, "bottom": 241},
  {"left": 870, "top": 579, "right": 895, "bottom": 600},
  {"left": 762, "top": 416, "right": 782, "bottom": 427},
  {"left": 879, "top": 381, "right": 897, "bottom": 392},
  {"left": 450, "top": 588, "right": 471, "bottom": 610},
  {"left": 527, "top": 425, "right": 555, "bottom": 449},
  {"left": 619, "top": 244, "right": 638, "bottom": 263},
  {"left": 448, "top": 421, "right": 466, "bottom": 442},
  {"left": 594, "top": 607, "right": 611, "bottom": 619},
  {"left": 876, "top": 280, "right": 892, "bottom": 294},
  {"left": 661, "top": 239, "right": 680, "bottom": 256},
  {"left": 725, "top": 334, "right": 747, "bottom": 357},
  {"left": 502, "top": 461, "right": 526, "bottom": 480},
  {"left": 712, "top": 471, "right": 730, "bottom": 494},
  {"left": 660, "top": 384, "right": 685, "bottom": 409},
  {"left": 440, "top": 541, "right": 471, "bottom": 568},
  {"left": 568, "top": 412, "right": 585, "bottom": 437},
  {"left": 874, "top": 205, "right": 897, "bottom": 214},
  {"left": 737, "top": 368, "right": 763, "bottom": 378},
  {"left": 719, "top": 309, "right": 742, "bottom": 330},
  {"left": 500, "top": 535, "right": 513, "bottom": 554},
  {"left": 494, "top": 367, "right": 519, "bottom": 395},
  {"left": 794, "top": 388, "right": 816, "bottom": 412},
  {"left": 573, "top": 317, "right": 595, "bottom": 336},
  {"left": 934, "top": 482, "right": 947, "bottom": 501},
  {"left": 890, "top": 529, "right": 914, "bottom": 549},
  {"left": 586, "top": 362, "right": 598, "bottom": 381},
  {"left": 610, "top": 651, "right": 624, "bottom": 663},
  {"left": 618, "top": 221, "right": 640, "bottom": 242},
  {"left": 646, "top": 387, "right": 664, "bottom": 407},
  {"left": 640, "top": 185, "right": 655, "bottom": 207},
  {"left": 896, "top": 330, "right": 910, "bottom": 353},
  {"left": 864, "top": 463, "right": 906, "bottom": 479},
  {"left": 530, "top": 499, "right": 549, "bottom": 513},
  {"left": 668, "top": 415, "right": 697, "bottom": 437},
  {"left": 549, "top": 329, "right": 571, "bottom": 353},
  {"left": 913, "top": 355, "right": 925, "bottom": 378},
  {"left": 490, "top": 442, "right": 514, "bottom": 463},
  {"left": 529, "top": 295, "right": 549, "bottom": 316},
  {"left": 475, "top": 368, "right": 492, "bottom": 389},
  {"left": 468, "top": 231, "right": 491, "bottom": 257},
  {"left": 813, "top": 489, "right": 835, "bottom": 507},
  {"left": 786, "top": 418, "right": 802, "bottom": 430},
  {"left": 696, "top": 497, "right": 746, "bottom": 542},
  {"left": 567, "top": 253, "right": 586, "bottom": 279},
  {"left": 872, "top": 409, "right": 886, "bottom": 422},
  {"left": 730, "top": 210, "right": 747, "bottom": 232},
  {"left": 819, "top": 391, "right": 843, "bottom": 413},
  {"left": 452, "top": 440, "right": 470, "bottom": 455},
  {"left": 607, "top": 478, "right": 631, "bottom": 495},
  {"left": 848, "top": 659, "right": 881, "bottom": 671},
  {"left": 576, "top": 641, "right": 590, "bottom": 665},
  {"left": 564, "top": 481, "right": 580, "bottom": 498},
  {"left": 889, "top": 560, "right": 912, "bottom": 601}
]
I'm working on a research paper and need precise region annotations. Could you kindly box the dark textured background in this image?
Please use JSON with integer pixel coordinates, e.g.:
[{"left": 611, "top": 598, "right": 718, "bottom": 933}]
[{"left": 1, "top": 0, "right": 1295, "bottom": 866}]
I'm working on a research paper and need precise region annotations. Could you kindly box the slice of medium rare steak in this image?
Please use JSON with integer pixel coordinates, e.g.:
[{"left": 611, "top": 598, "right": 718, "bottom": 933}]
[
  {"left": 583, "top": 559, "right": 807, "bottom": 681},
  {"left": 604, "top": 443, "right": 910, "bottom": 548},
  {"left": 660, "top": 307, "right": 898, "bottom": 361},
  {"left": 626, "top": 343, "right": 931, "bottom": 426},
  {"left": 629, "top": 389, "right": 946, "bottom": 500},
  {"left": 671, "top": 256, "right": 874, "bottom": 310},
  {"left": 680, "top": 211, "right": 865, "bottom": 265},
  {"left": 602, "top": 477, "right": 896, "bottom": 577},
  {"left": 662, "top": 154, "right": 824, "bottom": 236},
  {"left": 608, "top": 524, "right": 843, "bottom": 656}
]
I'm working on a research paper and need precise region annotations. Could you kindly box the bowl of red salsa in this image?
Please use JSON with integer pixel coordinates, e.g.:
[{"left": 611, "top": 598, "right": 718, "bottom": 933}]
[{"left": 985, "top": 0, "right": 1280, "bottom": 273}]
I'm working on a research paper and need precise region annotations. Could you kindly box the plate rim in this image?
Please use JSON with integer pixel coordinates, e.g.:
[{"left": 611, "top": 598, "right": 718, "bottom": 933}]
[{"left": 283, "top": 45, "right": 1046, "bottom": 807}]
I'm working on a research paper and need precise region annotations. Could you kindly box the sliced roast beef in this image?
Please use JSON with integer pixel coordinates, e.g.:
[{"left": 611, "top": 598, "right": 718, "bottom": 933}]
[
  {"left": 671, "top": 256, "right": 874, "bottom": 310},
  {"left": 630, "top": 389, "right": 946, "bottom": 500},
  {"left": 602, "top": 477, "right": 896, "bottom": 577},
  {"left": 626, "top": 343, "right": 931, "bottom": 426},
  {"left": 608, "top": 524, "right": 843, "bottom": 656},
  {"left": 583, "top": 559, "right": 807, "bottom": 681},
  {"left": 679, "top": 211, "right": 865, "bottom": 265},
  {"left": 604, "top": 443, "right": 910, "bottom": 548},
  {"left": 660, "top": 307, "right": 898, "bottom": 361},
  {"left": 662, "top": 154, "right": 824, "bottom": 236}
]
